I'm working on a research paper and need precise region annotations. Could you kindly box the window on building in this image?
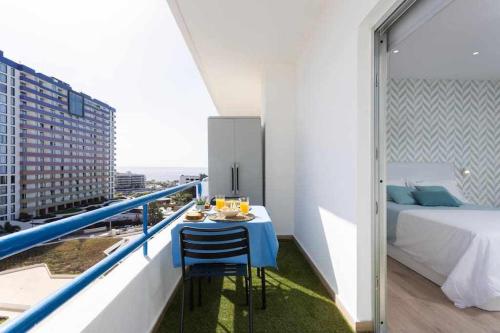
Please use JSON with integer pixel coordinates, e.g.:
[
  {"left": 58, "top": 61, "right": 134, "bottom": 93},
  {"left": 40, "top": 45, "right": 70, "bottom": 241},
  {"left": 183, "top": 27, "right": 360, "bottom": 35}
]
[
  {"left": 0, "top": 64, "right": 6, "bottom": 73},
  {"left": 68, "top": 91, "right": 84, "bottom": 117}
]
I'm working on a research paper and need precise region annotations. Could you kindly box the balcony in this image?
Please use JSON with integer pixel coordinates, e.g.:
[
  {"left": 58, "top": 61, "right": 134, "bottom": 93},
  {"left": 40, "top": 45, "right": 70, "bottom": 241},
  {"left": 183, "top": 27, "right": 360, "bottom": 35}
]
[
  {"left": 0, "top": 182, "right": 355, "bottom": 333},
  {"left": 1, "top": 1, "right": 390, "bottom": 331}
]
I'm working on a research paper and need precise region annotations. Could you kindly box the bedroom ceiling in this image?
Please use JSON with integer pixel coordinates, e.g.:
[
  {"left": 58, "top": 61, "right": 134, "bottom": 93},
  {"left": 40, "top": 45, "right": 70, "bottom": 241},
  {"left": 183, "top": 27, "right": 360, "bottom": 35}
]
[{"left": 389, "top": 0, "right": 500, "bottom": 80}]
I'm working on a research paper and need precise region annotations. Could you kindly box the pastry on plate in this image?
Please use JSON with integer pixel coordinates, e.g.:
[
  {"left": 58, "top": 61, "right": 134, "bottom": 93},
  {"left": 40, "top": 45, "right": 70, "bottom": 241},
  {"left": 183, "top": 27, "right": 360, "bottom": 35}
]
[{"left": 185, "top": 211, "right": 203, "bottom": 220}]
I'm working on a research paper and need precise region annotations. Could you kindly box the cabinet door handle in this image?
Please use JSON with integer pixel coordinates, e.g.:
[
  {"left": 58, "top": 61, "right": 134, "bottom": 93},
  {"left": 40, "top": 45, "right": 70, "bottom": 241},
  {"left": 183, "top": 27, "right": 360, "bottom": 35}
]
[
  {"left": 231, "top": 164, "right": 235, "bottom": 194},
  {"left": 235, "top": 163, "right": 240, "bottom": 194}
]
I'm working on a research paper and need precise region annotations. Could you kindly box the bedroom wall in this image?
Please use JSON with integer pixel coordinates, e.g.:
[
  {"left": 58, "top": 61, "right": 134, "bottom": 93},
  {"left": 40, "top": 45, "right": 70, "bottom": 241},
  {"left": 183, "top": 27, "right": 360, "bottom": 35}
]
[{"left": 387, "top": 78, "right": 500, "bottom": 206}]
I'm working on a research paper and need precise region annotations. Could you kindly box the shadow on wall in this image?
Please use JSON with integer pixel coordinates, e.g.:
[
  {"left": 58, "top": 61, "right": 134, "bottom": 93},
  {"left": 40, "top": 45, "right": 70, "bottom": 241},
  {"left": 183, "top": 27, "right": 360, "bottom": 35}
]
[{"left": 293, "top": 167, "right": 358, "bottom": 318}]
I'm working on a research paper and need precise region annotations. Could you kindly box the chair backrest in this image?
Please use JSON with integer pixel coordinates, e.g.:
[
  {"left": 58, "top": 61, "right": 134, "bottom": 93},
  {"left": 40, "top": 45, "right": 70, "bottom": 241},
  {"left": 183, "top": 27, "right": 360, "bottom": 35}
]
[{"left": 179, "top": 226, "right": 251, "bottom": 271}]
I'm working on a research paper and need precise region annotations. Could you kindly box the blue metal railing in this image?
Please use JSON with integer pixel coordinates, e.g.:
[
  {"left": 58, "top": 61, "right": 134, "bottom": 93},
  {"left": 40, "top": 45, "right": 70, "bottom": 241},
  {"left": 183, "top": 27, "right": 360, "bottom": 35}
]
[{"left": 0, "top": 180, "right": 204, "bottom": 333}]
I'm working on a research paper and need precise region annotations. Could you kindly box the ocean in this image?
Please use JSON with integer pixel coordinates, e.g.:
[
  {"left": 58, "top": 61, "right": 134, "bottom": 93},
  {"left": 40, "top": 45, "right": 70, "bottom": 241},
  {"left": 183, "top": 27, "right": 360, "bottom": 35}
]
[{"left": 117, "top": 167, "right": 208, "bottom": 182}]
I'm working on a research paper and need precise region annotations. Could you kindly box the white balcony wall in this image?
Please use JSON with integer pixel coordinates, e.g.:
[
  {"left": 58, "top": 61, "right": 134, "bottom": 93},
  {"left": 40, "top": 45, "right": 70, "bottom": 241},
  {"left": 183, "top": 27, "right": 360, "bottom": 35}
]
[
  {"left": 294, "top": 0, "right": 399, "bottom": 324},
  {"left": 33, "top": 223, "right": 182, "bottom": 333},
  {"left": 262, "top": 64, "right": 296, "bottom": 236}
]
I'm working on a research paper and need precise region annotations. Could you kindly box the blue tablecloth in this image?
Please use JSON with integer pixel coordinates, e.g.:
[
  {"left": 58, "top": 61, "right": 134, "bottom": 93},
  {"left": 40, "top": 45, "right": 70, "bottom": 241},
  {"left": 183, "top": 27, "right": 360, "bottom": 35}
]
[{"left": 171, "top": 206, "right": 278, "bottom": 268}]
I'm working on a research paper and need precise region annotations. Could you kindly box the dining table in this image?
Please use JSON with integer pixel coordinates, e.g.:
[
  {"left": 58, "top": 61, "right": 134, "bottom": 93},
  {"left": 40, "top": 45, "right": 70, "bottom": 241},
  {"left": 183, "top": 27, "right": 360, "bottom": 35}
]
[{"left": 171, "top": 205, "right": 279, "bottom": 309}]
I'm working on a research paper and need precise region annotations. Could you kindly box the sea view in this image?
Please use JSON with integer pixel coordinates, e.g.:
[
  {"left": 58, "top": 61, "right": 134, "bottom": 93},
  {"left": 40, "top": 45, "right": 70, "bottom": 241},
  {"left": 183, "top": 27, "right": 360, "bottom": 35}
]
[{"left": 117, "top": 166, "right": 208, "bottom": 182}]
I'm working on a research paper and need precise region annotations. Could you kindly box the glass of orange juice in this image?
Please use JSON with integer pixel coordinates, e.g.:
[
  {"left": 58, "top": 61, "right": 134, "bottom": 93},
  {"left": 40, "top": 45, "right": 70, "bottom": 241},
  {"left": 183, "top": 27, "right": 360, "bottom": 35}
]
[
  {"left": 239, "top": 196, "right": 250, "bottom": 215},
  {"left": 215, "top": 195, "right": 225, "bottom": 210}
]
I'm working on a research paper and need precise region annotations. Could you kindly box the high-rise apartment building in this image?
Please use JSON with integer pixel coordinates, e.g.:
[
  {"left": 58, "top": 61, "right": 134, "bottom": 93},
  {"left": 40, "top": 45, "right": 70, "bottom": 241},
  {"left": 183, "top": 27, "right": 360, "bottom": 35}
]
[{"left": 0, "top": 50, "right": 116, "bottom": 219}]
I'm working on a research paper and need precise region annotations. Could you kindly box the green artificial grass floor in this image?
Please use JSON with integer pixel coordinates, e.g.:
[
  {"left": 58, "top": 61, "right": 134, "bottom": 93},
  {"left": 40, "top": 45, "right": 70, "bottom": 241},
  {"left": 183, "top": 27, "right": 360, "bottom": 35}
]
[{"left": 156, "top": 240, "right": 354, "bottom": 333}]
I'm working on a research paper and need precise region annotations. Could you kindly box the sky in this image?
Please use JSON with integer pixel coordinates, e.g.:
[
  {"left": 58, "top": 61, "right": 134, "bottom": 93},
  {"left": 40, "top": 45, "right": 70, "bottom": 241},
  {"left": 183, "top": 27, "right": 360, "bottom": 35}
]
[{"left": 0, "top": 0, "right": 217, "bottom": 169}]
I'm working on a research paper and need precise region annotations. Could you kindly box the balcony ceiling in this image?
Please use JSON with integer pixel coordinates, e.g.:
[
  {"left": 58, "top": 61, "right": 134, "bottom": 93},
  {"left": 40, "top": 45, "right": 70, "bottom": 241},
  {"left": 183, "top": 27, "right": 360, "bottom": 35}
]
[{"left": 167, "top": 0, "right": 325, "bottom": 116}]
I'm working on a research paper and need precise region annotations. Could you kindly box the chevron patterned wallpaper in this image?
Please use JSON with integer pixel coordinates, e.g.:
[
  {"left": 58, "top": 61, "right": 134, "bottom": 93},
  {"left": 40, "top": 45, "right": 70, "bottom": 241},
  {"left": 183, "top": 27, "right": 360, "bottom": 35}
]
[{"left": 387, "top": 79, "right": 500, "bottom": 207}]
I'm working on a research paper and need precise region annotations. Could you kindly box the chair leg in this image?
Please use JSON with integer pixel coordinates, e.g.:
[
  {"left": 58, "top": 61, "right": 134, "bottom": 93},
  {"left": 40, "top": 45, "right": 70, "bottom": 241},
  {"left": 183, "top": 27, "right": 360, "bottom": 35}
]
[
  {"left": 180, "top": 280, "right": 185, "bottom": 333},
  {"left": 261, "top": 268, "right": 266, "bottom": 310},
  {"left": 257, "top": 267, "right": 261, "bottom": 278},
  {"left": 248, "top": 273, "right": 253, "bottom": 333},
  {"left": 245, "top": 276, "right": 249, "bottom": 305},
  {"left": 198, "top": 277, "right": 202, "bottom": 306},
  {"left": 189, "top": 278, "right": 194, "bottom": 311}
]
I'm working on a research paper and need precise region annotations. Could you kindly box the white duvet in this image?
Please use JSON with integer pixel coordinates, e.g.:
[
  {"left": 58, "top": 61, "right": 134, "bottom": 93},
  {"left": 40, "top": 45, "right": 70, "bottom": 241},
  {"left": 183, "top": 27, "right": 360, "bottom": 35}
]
[{"left": 394, "top": 209, "right": 500, "bottom": 308}]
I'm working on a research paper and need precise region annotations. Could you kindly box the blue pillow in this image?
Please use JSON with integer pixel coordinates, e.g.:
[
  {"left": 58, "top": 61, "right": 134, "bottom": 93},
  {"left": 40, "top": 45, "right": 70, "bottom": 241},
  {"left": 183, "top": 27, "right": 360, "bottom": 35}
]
[
  {"left": 415, "top": 185, "right": 463, "bottom": 204},
  {"left": 412, "top": 190, "right": 461, "bottom": 207},
  {"left": 387, "top": 185, "right": 416, "bottom": 205},
  {"left": 415, "top": 185, "right": 447, "bottom": 192}
]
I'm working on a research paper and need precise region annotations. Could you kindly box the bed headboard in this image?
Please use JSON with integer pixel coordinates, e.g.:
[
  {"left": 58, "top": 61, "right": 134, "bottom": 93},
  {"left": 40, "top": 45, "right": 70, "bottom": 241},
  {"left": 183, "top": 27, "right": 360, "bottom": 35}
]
[{"left": 387, "top": 162, "right": 455, "bottom": 182}]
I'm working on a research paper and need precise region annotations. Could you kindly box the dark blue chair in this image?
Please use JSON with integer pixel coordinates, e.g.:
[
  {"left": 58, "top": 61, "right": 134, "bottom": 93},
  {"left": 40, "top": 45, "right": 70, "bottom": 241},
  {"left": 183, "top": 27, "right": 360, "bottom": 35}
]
[{"left": 179, "top": 226, "right": 253, "bottom": 333}]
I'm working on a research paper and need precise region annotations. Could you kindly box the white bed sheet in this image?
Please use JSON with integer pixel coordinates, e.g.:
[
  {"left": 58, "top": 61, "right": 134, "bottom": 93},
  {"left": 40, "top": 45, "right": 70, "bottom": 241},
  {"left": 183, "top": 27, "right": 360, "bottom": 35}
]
[{"left": 394, "top": 208, "right": 500, "bottom": 309}]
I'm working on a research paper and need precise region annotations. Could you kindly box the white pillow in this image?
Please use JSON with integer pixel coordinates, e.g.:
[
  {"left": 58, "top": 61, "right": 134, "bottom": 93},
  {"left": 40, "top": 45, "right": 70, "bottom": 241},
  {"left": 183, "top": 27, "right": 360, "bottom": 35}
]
[
  {"left": 409, "top": 179, "right": 469, "bottom": 203},
  {"left": 387, "top": 178, "right": 407, "bottom": 187}
]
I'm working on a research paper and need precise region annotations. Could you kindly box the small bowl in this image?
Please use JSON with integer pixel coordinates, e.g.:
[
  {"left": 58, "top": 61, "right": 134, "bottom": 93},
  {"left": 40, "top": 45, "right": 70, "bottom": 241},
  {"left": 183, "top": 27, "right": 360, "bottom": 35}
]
[{"left": 220, "top": 209, "right": 239, "bottom": 218}]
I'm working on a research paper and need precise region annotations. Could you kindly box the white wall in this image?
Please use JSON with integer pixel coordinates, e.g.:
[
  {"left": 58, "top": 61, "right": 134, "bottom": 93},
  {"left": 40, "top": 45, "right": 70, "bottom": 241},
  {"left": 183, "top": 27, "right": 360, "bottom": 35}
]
[
  {"left": 262, "top": 64, "right": 296, "bottom": 235},
  {"left": 32, "top": 223, "right": 182, "bottom": 333},
  {"left": 294, "top": 0, "right": 400, "bottom": 323}
]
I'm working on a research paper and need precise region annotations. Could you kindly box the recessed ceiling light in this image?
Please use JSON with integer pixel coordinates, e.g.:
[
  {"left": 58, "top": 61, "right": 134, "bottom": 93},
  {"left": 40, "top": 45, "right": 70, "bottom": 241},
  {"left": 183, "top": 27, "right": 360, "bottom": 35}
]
[
  {"left": 472, "top": 51, "right": 480, "bottom": 55},
  {"left": 392, "top": 49, "right": 400, "bottom": 54}
]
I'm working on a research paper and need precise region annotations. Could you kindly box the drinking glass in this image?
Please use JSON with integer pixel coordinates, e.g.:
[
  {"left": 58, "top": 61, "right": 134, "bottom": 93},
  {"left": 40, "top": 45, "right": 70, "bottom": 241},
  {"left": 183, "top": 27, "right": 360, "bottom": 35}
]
[
  {"left": 239, "top": 196, "right": 250, "bottom": 214},
  {"left": 215, "top": 195, "right": 225, "bottom": 210}
]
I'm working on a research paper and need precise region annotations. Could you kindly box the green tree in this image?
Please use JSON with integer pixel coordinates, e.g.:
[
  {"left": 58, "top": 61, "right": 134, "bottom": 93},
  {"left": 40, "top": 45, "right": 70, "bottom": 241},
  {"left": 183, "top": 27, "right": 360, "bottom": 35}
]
[
  {"left": 3, "top": 222, "right": 21, "bottom": 233},
  {"left": 148, "top": 202, "right": 164, "bottom": 225},
  {"left": 170, "top": 190, "right": 194, "bottom": 206}
]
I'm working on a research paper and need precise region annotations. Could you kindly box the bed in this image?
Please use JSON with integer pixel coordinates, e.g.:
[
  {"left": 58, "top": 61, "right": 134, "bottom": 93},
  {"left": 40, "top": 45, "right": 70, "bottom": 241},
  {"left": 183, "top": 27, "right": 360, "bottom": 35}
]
[{"left": 387, "top": 162, "right": 500, "bottom": 311}]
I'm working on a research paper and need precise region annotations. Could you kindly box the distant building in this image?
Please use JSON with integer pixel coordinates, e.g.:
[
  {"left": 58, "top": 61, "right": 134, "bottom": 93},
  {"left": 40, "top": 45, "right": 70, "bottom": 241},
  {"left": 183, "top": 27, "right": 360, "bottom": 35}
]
[
  {"left": 115, "top": 172, "right": 145, "bottom": 191},
  {"left": 0, "top": 50, "right": 116, "bottom": 219},
  {"left": 179, "top": 175, "right": 201, "bottom": 184}
]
